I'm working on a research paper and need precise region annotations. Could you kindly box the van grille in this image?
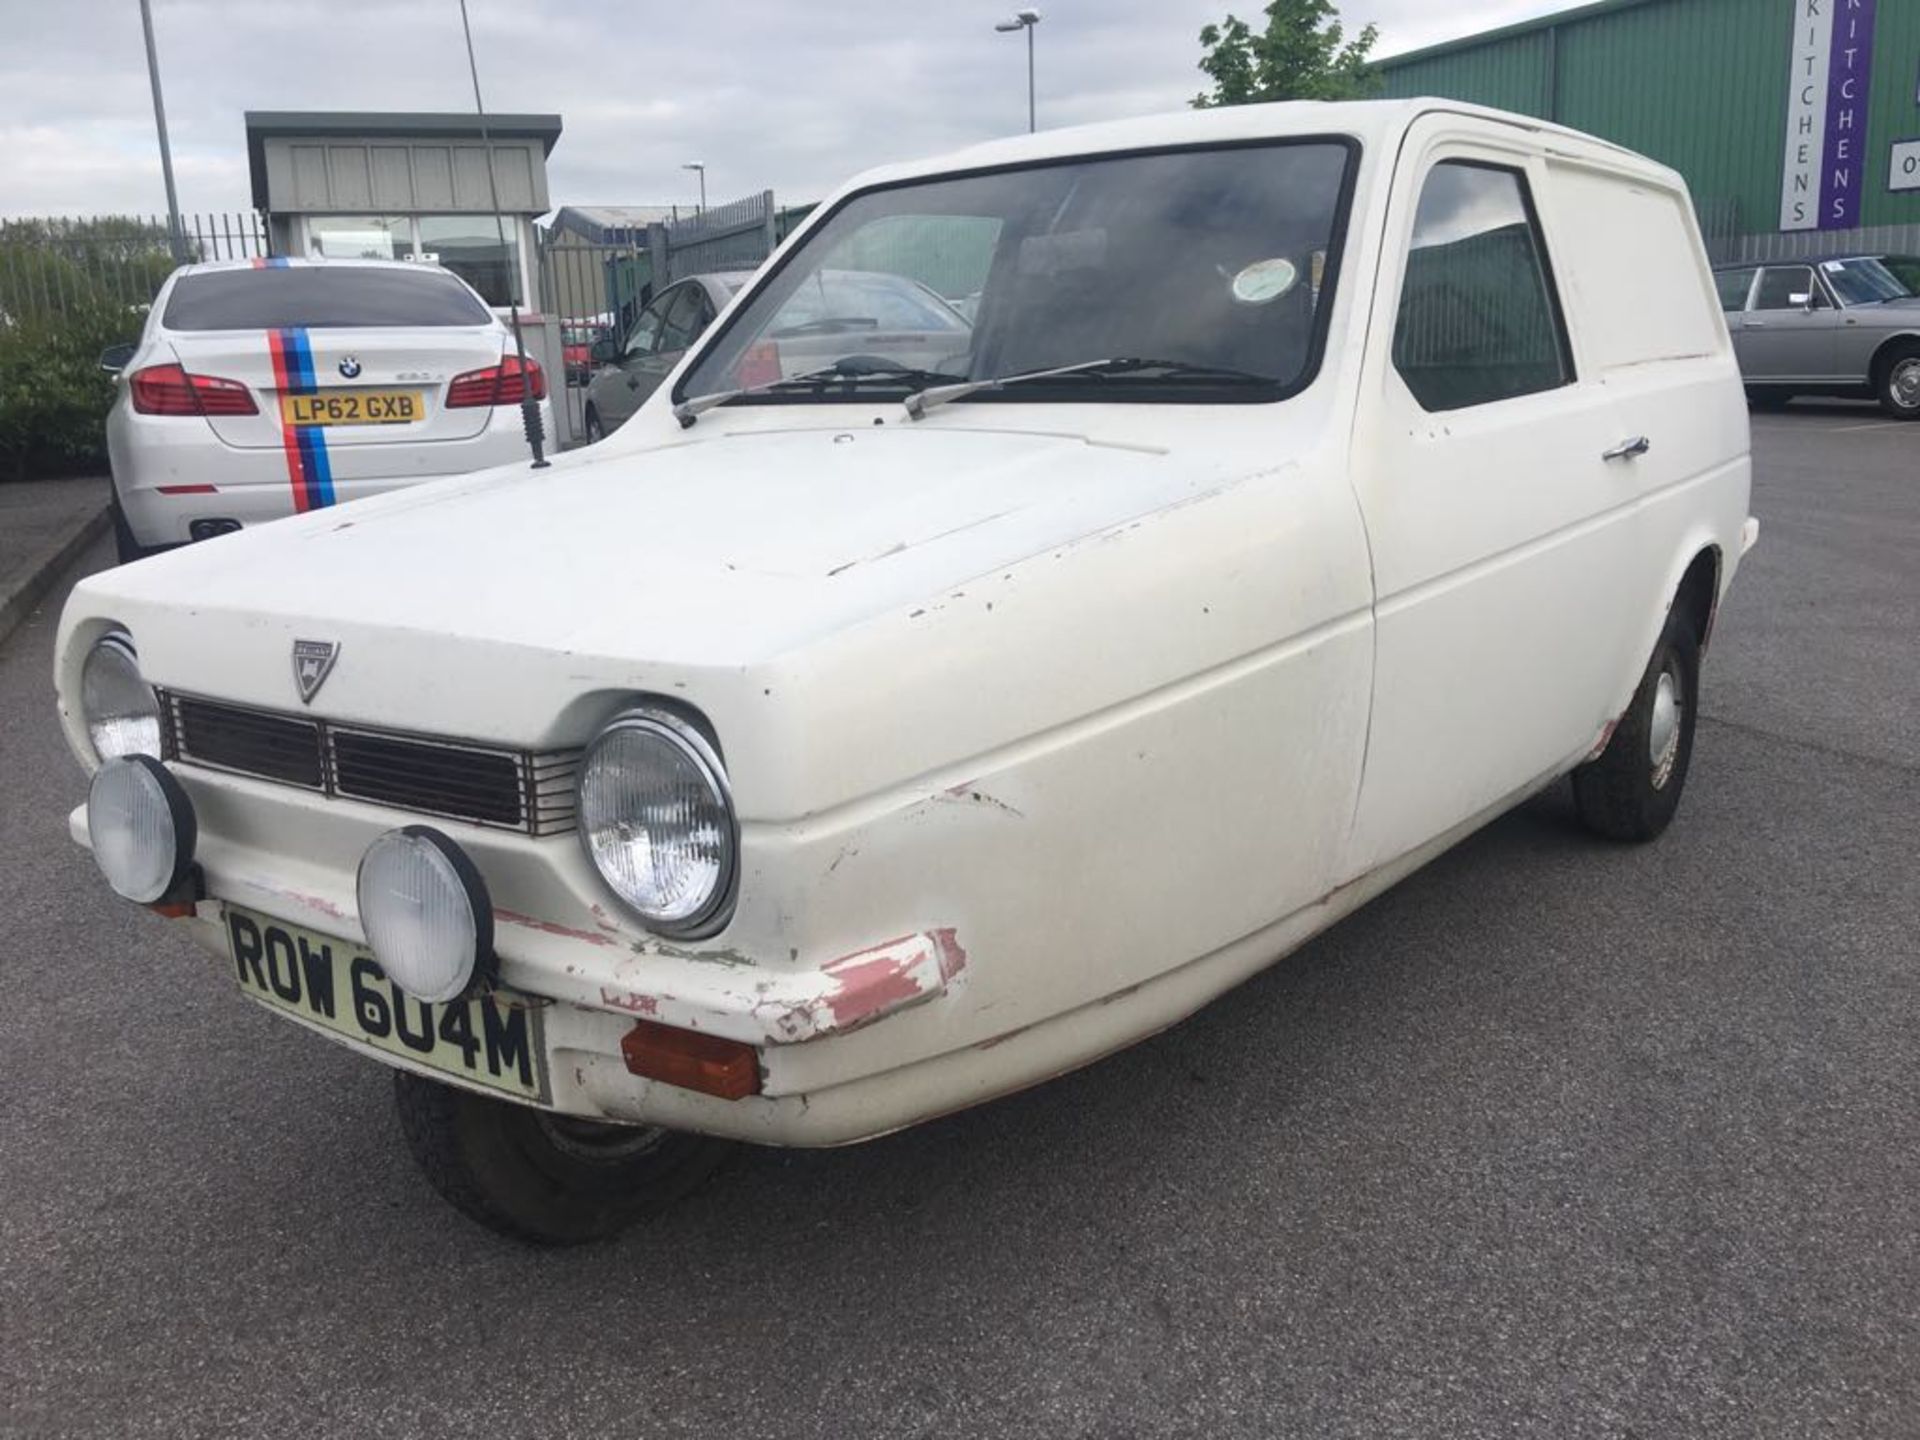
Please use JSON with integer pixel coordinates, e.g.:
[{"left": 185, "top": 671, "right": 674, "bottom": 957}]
[{"left": 163, "top": 692, "right": 577, "bottom": 835}]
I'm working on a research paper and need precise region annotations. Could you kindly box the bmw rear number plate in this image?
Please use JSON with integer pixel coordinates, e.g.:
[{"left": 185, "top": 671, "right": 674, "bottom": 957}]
[
  {"left": 280, "top": 390, "right": 421, "bottom": 426},
  {"left": 225, "top": 906, "right": 550, "bottom": 1103}
]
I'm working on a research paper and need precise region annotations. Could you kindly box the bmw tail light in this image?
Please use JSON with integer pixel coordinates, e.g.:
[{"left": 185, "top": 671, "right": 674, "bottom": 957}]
[
  {"left": 129, "top": 363, "right": 259, "bottom": 417},
  {"left": 445, "top": 354, "right": 547, "bottom": 408}
]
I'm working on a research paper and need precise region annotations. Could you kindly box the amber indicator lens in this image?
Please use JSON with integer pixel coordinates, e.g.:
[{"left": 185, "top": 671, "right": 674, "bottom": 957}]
[{"left": 620, "top": 1019, "right": 761, "bottom": 1101}]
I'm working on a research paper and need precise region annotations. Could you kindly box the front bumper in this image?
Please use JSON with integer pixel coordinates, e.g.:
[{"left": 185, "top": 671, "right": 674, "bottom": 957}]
[{"left": 67, "top": 783, "right": 972, "bottom": 1146}]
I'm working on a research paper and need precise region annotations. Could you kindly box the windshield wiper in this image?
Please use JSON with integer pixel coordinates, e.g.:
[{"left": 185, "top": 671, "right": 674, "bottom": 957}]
[
  {"left": 902, "top": 356, "right": 1272, "bottom": 419},
  {"left": 671, "top": 359, "right": 965, "bottom": 428}
]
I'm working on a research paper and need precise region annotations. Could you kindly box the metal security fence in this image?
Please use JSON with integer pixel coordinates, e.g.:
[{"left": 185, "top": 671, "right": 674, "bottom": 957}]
[
  {"left": 538, "top": 191, "right": 789, "bottom": 440},
  {"left": 652, "top": 190, "right": 778, "bottom": 279},
  {"left": 0, "top": 213, "right": 271, "bottom": 323}
]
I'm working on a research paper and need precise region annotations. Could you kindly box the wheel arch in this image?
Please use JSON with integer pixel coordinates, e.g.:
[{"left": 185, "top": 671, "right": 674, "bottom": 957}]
[
  {"left": 1868, "top": 331, "right": 1920, "bottom": 385},
  {"left": 1600, "top": 537, "right": 1724, "bottom": 741},
  {"left": 1672, "top": 544, "right": 1722, "bottom": 653}
]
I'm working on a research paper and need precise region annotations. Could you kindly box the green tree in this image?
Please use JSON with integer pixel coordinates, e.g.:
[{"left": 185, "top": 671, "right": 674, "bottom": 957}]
[{"left": 1193, "top": 0, "right": 1381, "bottom": 107}]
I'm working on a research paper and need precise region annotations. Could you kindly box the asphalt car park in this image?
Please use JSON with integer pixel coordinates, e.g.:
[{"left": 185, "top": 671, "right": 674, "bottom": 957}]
[{"left": 1, "top": 404, "right": 1915, "bottom": 1436}]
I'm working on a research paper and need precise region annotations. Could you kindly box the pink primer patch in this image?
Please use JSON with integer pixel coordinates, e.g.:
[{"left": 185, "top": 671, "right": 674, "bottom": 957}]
[
  {"left": 284, "top": 890, "right": 347, "bottom": 921},
  {"left": 930, "top": 927, "right": 968, "bottom": 982},
  {"left": 495, "top": 909, "right": 620, "bottom": 948}
]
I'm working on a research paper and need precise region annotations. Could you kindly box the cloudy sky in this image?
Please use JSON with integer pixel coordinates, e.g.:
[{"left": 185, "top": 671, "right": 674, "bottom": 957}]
[{"left": 0, "top": 0, "right": 1569, "bottom": 220}]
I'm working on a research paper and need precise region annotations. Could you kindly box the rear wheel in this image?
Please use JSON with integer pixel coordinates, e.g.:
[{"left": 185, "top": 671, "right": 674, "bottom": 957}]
[
  {"left": 1874, "top": 342, "right": 1920, "bottom": 419},
  {"left": 1744, "top": 386, "right": 1792, "bottom": 411},
  {"left": 1572, "top": 609, "right": 1700, "bottom": 843},
  {"left": 583, "top": 407, "right": 605, "bottom": 444},
  {"left": 392, "top": 1070, "right": 732, "bottom": 1245}
]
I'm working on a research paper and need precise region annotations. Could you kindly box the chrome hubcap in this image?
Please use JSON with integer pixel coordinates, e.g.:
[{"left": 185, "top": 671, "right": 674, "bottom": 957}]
[
  {"left": 1891, "top": 359, "right": 1920, "bottom": 411},
  {"left": 1648, "top": 665, "right": 1683, "bottom": 790}
]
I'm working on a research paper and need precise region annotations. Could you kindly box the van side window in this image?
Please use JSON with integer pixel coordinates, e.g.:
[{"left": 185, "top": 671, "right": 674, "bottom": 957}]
[
  {"left": 1391, "top": 161, "right": 1573, "bottom": 412},
  {"left": 1715, "top": 268, "right": 1758, "bottom": 312}
]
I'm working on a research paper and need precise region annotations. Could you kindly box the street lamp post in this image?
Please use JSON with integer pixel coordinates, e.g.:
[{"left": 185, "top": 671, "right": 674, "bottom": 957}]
[
  {"left": 994, "top": 9, "right": 1042, "bottom": 134},
  {"left": 138, "top": 0, "right": 186, "bottom": 262},
  {"left": 682, "top": 162, "right": 707, "bottom": 215}
]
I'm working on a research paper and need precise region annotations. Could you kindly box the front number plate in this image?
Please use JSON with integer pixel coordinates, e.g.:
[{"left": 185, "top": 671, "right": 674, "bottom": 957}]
[
  {"left": 279, "top": 390, "right": 422, "bottom": 426},
  {"left": 226, "top": 906, "right": 550, "bottom": 1103}
]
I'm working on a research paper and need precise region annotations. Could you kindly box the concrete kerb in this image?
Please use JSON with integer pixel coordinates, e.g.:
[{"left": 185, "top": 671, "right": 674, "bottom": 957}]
[{"left": 0, "top": 502, "right": 111, "bottom": 648}]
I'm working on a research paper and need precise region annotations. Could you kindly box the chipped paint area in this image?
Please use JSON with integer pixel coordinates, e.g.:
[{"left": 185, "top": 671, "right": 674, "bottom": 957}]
[
  {"left": 599, "top": 928, "right": 968, "bottom": 1045},
  {"left": 933, "top": 781, "right": 1025, "bottom": 819},
  {"left": 496, "top": 909, "right": 620, "bottom": 948},
  {"left": 599, "top": 988, "right": 661, "bottom": 1016},
  {"left": 1585, "top": 718, "right": 1619, "bottom": 762},
  {"left": 260, "top": 885, "right": 349, "bottom": 923}
]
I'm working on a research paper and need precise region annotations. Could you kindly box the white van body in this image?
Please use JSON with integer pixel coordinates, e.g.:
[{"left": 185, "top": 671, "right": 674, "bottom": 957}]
[{"left": 55, "top": 100, "right": 1754, "bottom": 1230}]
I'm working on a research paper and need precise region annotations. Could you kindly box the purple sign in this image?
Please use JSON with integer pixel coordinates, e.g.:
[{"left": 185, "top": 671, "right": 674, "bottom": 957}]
[
  {"left": 1780, "top": 0, "right": 1880, "bottom": 232},
  {"left": 1819, "top": 0, "right": 1878, "bottom": 230}
]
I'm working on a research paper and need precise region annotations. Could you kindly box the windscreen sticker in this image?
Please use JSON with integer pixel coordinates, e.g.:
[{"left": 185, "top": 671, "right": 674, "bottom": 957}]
[
  {"left": 1230, "top": 257, "right": 1300, "bottom": 305},
  {"left": 1821, "top": 260, "right": 1845, "bottom": 272}
]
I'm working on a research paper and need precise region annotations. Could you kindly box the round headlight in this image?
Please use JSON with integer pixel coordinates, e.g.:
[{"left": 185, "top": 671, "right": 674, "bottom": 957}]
[
  {"left": 355, "top": 827, "right": 495, "bottom": 1005},
  {"left": 578, "top": 709, "right": 736, "bottom": 935},
  {"left": 82, "top": 632, "right": 162, "bottom": 762},
  {"left": 87, "top": 755, "right": 196, "bottom": 903}
]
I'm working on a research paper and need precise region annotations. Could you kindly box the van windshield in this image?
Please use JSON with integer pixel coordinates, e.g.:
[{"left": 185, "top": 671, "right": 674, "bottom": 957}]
[{"left": 678, "top": 140, "right": 1355, "bottom": 408}]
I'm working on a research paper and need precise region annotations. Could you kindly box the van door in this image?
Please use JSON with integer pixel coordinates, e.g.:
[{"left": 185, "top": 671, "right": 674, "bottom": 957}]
[{"left": 1344, "top": 125, "right": 1646, "bottom": 877}]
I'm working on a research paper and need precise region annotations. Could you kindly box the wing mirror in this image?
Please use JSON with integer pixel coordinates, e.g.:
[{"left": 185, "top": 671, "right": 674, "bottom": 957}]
[
  {"left": 98, "top": 342, "right": 137, "bottom": 375},
  {"left": 589, "top": 338, "right": 620, "bottom": 365}
]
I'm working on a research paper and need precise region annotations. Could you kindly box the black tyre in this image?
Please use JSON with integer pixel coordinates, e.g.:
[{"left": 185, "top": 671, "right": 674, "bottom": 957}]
[
  {"left": 1744, "top": 386, "right": 1791, "bottom": 411},
  {"left": 1874, "top": 342, "right": 1920, "bottom": 420},
  {"left": 583, "top": 407, "right": 605, "bottom": 444},
  {"left": 110, "top": 498, "right": 151, "bottom": 565},
  {"left": 1572, "top": 610, "right": 1700, "bottom": 843},
  {"left": 393, "top": 1071, "right": 733, "bottom": 1245}
]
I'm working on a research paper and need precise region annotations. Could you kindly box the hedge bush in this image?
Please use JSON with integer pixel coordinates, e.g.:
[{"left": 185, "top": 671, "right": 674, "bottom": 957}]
[
  {"left": 0, "top": 305, "right": 136, "bottom": 481},
  {"left": 1, "top": 219, "right": 170, "bottom": 482}
]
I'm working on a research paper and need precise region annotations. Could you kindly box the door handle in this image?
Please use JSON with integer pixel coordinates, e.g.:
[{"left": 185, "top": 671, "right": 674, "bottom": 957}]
[
  {"left": 1602, "top": 435, "right": 1651, "bottom": 462},
  {"left": 1746, "top": 319, "right": 1767, "bottom": 328},
  {"left": 627, "top": 376, "right": 640, "bottom": 391}
]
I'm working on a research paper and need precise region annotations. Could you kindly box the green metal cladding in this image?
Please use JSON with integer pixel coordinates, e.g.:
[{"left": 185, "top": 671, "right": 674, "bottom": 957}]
[{"left": 1378, "top": 0, "right": 1920, "bottom": 237}]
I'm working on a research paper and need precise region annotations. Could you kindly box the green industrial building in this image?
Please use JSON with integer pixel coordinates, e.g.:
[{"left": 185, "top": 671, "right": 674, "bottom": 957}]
[{"left": 1377, "top": 0, "right": 1920, "bottom": 261}]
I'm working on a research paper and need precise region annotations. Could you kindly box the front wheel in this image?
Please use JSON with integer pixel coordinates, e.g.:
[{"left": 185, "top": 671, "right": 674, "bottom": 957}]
[
  {"left": 1571, "top": 611, "right": 1700, "bottom": 842},
  {"left": 393, "top": 1071, "right": 733, "bottom": 1245},
  {"left": 1744, "top": 386, "right": 1792, "bottom": 411},
  {"left": 582, "top": 407, "right": 606, "bottom": 444},
  {"left": 1875, "top": 342, "right": 1920, "bottom": 419}
]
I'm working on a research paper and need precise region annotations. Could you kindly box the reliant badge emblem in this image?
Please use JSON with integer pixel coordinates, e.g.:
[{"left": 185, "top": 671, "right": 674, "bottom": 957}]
[
  {"left": 292, "top": 640, "right": 339, "bottom": 704},
  {"left": 338, "top": 356, "right": 362, "bottom": 379}
]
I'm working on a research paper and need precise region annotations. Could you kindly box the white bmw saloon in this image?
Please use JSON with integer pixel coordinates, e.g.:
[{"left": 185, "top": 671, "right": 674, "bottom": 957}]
[{"left": 103, "top": 257, "right": 554, "bottom": 561}]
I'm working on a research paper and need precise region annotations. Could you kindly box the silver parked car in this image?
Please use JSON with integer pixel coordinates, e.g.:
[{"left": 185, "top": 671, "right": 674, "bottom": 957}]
[
  {"left": 1714, "top": 255, "right": 1920, "bottom": 418},
  {"left": 581, "top": 267, "right": 973, "bottom": 442},
  {"left": 582, "top": 272, "right": 754, "bottom": 442}
]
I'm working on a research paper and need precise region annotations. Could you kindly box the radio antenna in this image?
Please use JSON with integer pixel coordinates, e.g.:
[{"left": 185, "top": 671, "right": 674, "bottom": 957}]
[{"left": 457, "top": 0, "right": 549, "bottom": 467}]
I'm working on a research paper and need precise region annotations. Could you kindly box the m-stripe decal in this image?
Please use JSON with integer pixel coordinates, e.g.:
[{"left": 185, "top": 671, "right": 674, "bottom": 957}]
[{"left": 267, "top": 327, "right": 334, "bottom": 511}]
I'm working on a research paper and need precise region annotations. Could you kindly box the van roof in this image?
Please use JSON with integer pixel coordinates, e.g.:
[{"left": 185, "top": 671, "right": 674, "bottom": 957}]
[{"left": 840, "top": 97, "right": 1652, "bottom": 194}]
